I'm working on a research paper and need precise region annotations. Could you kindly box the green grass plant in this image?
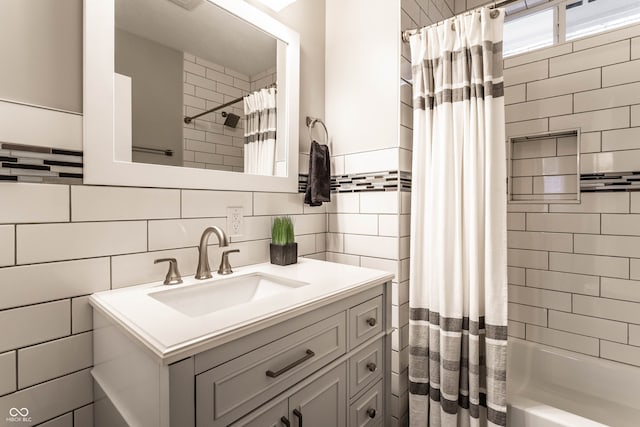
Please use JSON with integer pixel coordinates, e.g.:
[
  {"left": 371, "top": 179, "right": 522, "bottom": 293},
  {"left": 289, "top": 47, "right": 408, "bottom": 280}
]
[{"left": 271, "top": 216, "right": 295, "bottom": 245}]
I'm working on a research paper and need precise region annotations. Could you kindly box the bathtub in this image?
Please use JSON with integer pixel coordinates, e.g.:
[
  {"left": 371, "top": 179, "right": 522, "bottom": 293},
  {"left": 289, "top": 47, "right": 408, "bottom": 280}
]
[{"left": 507, "top": 338, "right": 640, "bottom": 427}]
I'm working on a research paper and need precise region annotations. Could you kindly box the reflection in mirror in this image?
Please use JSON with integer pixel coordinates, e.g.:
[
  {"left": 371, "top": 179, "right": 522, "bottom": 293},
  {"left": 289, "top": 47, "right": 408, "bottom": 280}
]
[{"left": 114, "top": 0, "right": 285, "bottom": 176}]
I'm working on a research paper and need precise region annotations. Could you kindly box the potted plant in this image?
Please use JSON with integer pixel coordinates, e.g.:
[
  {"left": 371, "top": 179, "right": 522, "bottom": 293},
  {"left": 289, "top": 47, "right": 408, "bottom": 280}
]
[{"left": 270, "top": 216, "right": 298, "bottom": 266}]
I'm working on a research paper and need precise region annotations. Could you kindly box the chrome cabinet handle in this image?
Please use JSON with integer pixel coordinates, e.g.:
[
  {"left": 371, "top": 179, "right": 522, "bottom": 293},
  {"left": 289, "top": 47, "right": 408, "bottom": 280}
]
[
  {"left": 281, "top": 416, "right": 291, "bottom": 427},
  {"left": 366, "top": 317, "right": 377, "bottom": 327},
  {"left": 366, "top": 362, "right": 377, "bottom": 372},
  {"left": 367, "top": 408, "right": 376, "bottom": 419},
  {"left": 293, "top": 409, "right": 303, "bottom": 427},
  {"left": 266, "top": 349, "right": 315, "bottom": 378}
]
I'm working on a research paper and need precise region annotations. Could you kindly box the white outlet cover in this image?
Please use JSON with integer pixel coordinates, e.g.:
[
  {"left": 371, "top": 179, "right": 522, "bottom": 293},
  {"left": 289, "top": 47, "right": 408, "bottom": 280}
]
[{"left": 227, "top": 207, "right": 244, "bottom": 238}]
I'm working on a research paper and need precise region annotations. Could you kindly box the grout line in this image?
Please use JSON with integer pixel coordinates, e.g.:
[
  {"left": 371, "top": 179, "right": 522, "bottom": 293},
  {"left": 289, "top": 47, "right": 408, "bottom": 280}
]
[
  {"left": 14, "top": 349, "right": 18, "bottom": 394},
  {"left": 13, "top": 224, "right": 17, "bottom": 266},
  {"left": 14, "top": 366, "right": 92, "bottom": 394}
]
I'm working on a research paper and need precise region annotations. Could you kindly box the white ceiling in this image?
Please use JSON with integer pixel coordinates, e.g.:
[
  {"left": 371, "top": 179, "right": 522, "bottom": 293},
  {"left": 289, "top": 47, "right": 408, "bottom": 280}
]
[{"left": 115, "top": 0, "right": 277, "bottom": 77}]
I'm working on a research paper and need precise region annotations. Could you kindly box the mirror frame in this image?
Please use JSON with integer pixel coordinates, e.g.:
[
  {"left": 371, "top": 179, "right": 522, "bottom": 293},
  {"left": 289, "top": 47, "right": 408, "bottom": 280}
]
[{"left": 83, "top": 0, "right": 300, "bottom": 191}]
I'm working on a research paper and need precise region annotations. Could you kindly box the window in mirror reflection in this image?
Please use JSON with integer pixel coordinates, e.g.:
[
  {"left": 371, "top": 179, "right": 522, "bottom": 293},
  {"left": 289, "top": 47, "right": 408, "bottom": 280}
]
[{"left": 114, "top": 0, "right": 285, "bottom": 176}]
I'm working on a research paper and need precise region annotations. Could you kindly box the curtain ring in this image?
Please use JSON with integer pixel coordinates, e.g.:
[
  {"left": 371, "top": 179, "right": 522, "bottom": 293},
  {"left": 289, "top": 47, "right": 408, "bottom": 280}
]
[{"left": 490, "top": 9, "right": 500, "bottom": 18}]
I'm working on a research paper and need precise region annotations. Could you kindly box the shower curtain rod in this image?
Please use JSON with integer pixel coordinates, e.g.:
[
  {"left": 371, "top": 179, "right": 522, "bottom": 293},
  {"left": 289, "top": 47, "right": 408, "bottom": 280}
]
[
  {"left": 401, "top": 0, "right": 521, "bottom": 42},
  {"left": 183, "top": 82, "right": 277, "bottom": 124}
]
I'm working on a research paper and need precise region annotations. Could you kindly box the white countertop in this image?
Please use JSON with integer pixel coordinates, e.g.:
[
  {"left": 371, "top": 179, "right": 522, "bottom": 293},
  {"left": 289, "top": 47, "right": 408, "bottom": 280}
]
[{"left": 89, "top": 258, "right": 393, "bottom": 364}]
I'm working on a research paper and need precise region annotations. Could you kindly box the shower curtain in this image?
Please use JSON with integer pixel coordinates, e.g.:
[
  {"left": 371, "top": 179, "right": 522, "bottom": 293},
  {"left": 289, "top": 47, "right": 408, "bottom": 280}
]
[
  {"left": 244, "top": 87, "right": 276, "bottom": 175},
  {"left": 407, "top": 8, "right": 507, "bottom": 427}
]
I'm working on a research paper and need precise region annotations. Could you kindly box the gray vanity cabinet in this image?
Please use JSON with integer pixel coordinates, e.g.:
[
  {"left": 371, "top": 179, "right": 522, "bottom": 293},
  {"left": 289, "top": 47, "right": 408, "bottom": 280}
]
[
  {"left": 232, "top": 363, "right": 347, "bottom": 427},
  {"left": 228, "top": 399, "right": 288, "bottom": 427},
  {"left": 287, "top": 363, "right": 347, "bottom": 427},
  {"left": 166, "top": 283, "right": 391, "bottom": 427}
]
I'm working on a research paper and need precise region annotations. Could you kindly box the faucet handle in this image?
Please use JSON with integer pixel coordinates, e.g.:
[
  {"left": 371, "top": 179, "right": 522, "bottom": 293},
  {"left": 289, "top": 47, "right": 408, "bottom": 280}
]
[
  {"left": 154, "top": 258, "right": 183, "bottom": 285},
  {"left": 218, "top": 249, "right": 240, "bottom": 275}
]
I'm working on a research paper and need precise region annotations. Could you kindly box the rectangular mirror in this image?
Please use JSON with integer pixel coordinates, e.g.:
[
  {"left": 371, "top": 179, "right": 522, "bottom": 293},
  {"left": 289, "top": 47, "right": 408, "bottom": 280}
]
[{"left": 84, "top": 0, "right": 300, "bottom": 191}]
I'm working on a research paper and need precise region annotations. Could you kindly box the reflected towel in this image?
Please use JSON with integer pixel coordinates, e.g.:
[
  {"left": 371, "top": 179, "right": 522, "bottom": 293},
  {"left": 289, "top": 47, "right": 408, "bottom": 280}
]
[{"left": 304, "top": 141, "right": 331, "bottom": 206}]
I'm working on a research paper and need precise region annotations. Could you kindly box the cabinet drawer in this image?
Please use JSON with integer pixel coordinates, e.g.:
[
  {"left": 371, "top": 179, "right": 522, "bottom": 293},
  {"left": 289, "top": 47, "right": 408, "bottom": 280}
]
[
  {"left": 348, "top": 296, "right": 383, "bottom": 350},
  {"left": 349, "top": 338, "right": 383, "bottom": 398},
  {"left": 349, "top": 380, "right": 383, "bottom": 427},
  {"left": 196, "top": 311, "right": 346, "bottom": 426}
]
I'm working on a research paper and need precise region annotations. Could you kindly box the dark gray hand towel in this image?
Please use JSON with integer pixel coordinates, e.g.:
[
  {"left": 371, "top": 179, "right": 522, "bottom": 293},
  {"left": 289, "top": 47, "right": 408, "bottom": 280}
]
[{"left": 304, "top": 140, "right": 331, "bottom": 206}]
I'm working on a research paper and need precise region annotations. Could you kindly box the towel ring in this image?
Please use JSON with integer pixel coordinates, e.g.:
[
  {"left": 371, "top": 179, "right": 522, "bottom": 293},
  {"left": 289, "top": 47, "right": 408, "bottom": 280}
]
[{"left": 306, "top": 117, "right": 329, "bottom": 145}]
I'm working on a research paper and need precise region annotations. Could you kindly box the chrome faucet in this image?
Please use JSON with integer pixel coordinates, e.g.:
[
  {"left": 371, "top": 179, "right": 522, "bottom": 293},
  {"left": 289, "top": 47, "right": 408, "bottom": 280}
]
[{"left": 196, "top": 226, "right": 230, "bottom": 279}]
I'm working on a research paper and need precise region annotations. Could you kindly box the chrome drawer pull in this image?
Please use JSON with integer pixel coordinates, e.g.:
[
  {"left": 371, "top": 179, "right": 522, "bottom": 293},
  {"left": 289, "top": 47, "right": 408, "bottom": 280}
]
[
  {"left": 367, "top": 408, "right": 376, "bottom": 419},
  {"left": 366, "top": 317, "right": 377, "bottom": 327},
  {"left": 266, "top": 349, "right": 315, "bottom": 378},
  {"left": 281, "top": 416, "right": 291, "bottom": 427},
  {"left": 366, "top": 362, "right": 377, "bottom": 372}
]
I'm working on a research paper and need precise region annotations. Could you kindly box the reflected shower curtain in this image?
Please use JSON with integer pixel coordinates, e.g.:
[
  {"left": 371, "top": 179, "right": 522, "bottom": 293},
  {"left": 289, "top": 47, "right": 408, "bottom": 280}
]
[
  {"left": 408, "top": 8, "right": 507, "bottom": 427},
  {"left": 244, "top": 87, "right": 276, "bottom": 175}
]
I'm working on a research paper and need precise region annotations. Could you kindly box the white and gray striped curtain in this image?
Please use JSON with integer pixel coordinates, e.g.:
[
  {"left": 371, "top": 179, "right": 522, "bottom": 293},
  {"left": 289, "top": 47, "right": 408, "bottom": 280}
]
[
  {"left": 244, "top": 87, "right": 276, "bottom": 175},
  {"left": 408, "top": 8, "right": 507, "bottom": 427}
]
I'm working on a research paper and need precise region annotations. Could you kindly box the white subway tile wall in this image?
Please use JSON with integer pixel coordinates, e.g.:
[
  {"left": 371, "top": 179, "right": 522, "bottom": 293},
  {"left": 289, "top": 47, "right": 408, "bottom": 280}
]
[
  {"left": 0, "top": 183, "right": 327, "bottom": 424},
  {"left": 6, "top": 6, "right": 639, "bottom": 427},
  {"left": 326, "top": 189, "right": 408, "bottom": 425},
  {"left": 506, "top": 24, "right": 640, "bottom": 367},
  {"left": 182, "top": 53, "right": 277, "bottom": 172}
]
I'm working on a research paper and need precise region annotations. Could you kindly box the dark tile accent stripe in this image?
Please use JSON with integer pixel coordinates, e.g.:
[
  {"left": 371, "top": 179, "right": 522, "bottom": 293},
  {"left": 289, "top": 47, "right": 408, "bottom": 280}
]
[
  {"left": 44, "top": 160, "right": 83, "bottom": 168},
  {"left": 2, "top": 163, "right": 50, "bottom": 171},
  {"left": 299, "top": 170, "right": 411, "bottom": 194},
  {"left": 52, "top": 148, "right": 83, "bottom": 157},
  {"left": 0, "top": 143, "right": 83, "bottom": 184},
  {"left": 581, "top": 172, "right": 640, "bottom": 192},
  {"left": 5, "top": 143, "right": 635, "bottom": 194},
  {"left": 59, "top": 173, "right": 83, "bottom": 179},
  {"left": 301, "top": 171, "right": 640, "bottom": 195},
  {"left": 328, "top": 171, "right": 640, "bottom": 194},
  {"left": 0, "top": 143, "right": 50, "bottom": 153}
]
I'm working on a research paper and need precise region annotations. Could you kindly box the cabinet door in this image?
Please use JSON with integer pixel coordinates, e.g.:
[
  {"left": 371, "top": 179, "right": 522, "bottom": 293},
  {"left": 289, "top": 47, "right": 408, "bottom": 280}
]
[
  {"left": 288, "top": 363, "right": 347, "bottom": 427},
  {"left": 230, "top": 398, "right": 290, "bottom": 427},
  {"left": 349, "top": 380, "right": 383, "bottom": 427}
]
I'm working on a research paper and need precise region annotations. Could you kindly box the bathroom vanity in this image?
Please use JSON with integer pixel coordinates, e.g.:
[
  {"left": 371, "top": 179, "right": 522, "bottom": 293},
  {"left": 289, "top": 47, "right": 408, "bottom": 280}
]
[{"left": 89, "top": 259, "right": 393, "bottom": 427}]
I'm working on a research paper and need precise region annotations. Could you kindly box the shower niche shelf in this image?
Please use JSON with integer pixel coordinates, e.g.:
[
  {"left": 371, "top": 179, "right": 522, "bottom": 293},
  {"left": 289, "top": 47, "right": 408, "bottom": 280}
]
[{"left": 507, "top": 128, "right": 581, "bottom": 204}]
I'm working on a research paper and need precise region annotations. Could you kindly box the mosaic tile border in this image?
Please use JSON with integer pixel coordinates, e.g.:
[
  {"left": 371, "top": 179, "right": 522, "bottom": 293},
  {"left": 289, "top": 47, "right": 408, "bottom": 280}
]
[
  {"left": 310, "top": 171, "right": 640, "bottom": 194},
  {"left": 5, "top": 143, "right": 635, "bottom": 194},
  {"left": 0, "top": 143, "right": 83, "bottom": 184},
  {"left": 581, "top": 172, "right": 640, "bottom": 192},
  {"left": 298, "top": 171, "right": 412, "bottom": 193}
]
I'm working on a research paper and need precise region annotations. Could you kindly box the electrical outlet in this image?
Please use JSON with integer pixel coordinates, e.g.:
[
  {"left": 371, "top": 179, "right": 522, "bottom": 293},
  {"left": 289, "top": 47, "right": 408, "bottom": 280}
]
[{"left": 227, "top": 207, "right": 244, "bottom": 238}]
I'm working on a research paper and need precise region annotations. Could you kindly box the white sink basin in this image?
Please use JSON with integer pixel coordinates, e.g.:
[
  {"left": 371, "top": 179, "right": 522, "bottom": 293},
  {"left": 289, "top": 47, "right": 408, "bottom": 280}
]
[{"left": 149, "top": 273, "right": 310, "bottom": 317}]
